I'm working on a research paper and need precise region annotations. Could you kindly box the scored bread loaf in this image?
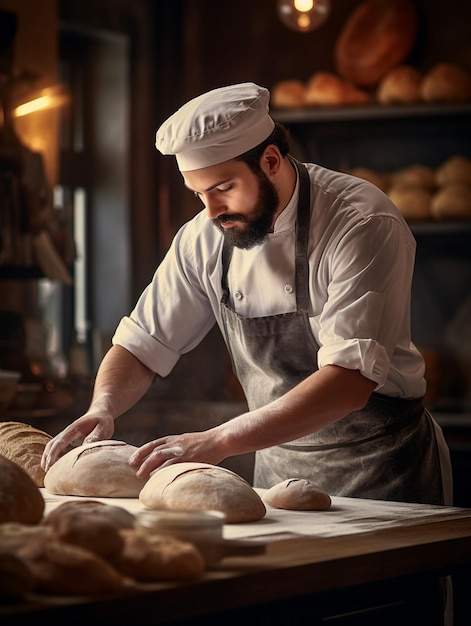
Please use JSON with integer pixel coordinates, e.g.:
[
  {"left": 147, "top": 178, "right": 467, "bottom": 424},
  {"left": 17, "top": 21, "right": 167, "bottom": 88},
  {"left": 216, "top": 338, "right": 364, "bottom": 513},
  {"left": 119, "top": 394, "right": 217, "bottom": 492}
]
[
  {"left": 421, "top": 63, "right": 471, "bottom": 103},
  {"left": 139, "top": 462, "right": 266, "bottom": 523},
  {"left": 0, "top": 421, "right": 52, "bottom": 487},
  {"left": 0, "top": 455, "right": 45, "bottom": 524},
  {"left": 44, "top": 440, "right": 148, "bottom": 497},
  {"left": 262, "top": 478, "right": 332, "bottom": 511}
]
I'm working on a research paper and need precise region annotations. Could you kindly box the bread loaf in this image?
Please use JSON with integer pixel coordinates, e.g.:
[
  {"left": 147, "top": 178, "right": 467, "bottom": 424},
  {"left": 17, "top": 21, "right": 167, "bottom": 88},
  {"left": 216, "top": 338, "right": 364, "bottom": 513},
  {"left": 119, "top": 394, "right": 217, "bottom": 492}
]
[
  {"left": 262, "top": 478, "right": 332, "bottom": 511},
  {"left": 117, "top": 528, "right": 205, "bottom": 581},
  {"left": 139, "top": 462, "right": 266, "bottom": 523},
  {"left": 349, "top": 166, "right": 390, "bottom": 192},
  {"left": 42, "top": 500, "right": 136, "bottom": 559},
  {"left": 421, "top": 63, "right": 471, "bottom": 103},
  {"left": 271, "top": 80, "right": 306, "bottom": 108},
  {"left": 435, "top": 155, "right": 471, "bottom": 187},
  {"left": 43, "top": 440, "right": 148, "bottom": 497},
  {"left": 335, "top": 0, "right": 418, "bottom": 87},
  {"left": 390, "top": 164, "right": 436, "bottom": 191},
  {"left": 305, "top": 72, "right": 370, "bottom": 106},
  {"left": 0, "top": 455, "right": 45, "bottom": 524},
  {"left": 431, "top": 184, "right": 471, "bottom": 219},
  {"left": 388, "top": 186, "right": 433, "bottom": 220},
  {"left": 17, "top": 536, "right": 131, "bottom": 594},
  {"left": 0, "top": 421, "right": 52, "bottom": 487},
  {"left": 377, "top": 65, "right": 422, "bottom": 104}
]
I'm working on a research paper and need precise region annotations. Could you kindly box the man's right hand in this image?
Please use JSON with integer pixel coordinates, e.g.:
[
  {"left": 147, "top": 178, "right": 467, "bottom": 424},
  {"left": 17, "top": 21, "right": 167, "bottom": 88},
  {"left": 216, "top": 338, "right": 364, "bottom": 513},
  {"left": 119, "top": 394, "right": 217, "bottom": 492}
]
[{"left": 41, "top": 413, "right": 115, "bottom": 472}]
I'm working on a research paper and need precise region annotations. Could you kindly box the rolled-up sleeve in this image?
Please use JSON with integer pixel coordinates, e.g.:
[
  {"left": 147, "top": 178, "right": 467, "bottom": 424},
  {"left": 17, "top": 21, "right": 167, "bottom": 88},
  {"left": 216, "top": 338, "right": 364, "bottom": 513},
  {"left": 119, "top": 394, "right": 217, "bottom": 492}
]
[{"left": 316, "top": 214, "right": 416, "bottom": 387}]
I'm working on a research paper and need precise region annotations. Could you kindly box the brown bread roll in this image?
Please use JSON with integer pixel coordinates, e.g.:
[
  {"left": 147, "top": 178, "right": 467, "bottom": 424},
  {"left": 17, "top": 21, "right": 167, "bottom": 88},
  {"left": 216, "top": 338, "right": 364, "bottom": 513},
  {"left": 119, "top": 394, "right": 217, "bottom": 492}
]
[
  {"left": 0, "top": 455, "right": 45, "bottom": 524},
  {"left": 117, "top": 528, "right": 205, "bottom": 581},
  {"left": 390, "top": 164, "right": 437, "bottom": 191},
  {"left": 435, "top": 155, "right": 471, "bottom": 187},
  {"left": 271, "top": 80, "right": 306, "bottom": 108},
  {"left": 388, "top": 186, "right": 433, "bottom": 220},
  {"left": 0, "top": 522, "right": 51, "bottom": 550},
  {"left": 139, "top": 462, "right": 266, "bottom": 523},
  {"left": 305, "top": 72, "right": 370, "bottom": 106},
  {"left": 262, "top": 478, "right": 332, "bottom": 511},
  {"left": 335, "top": 0, "right": 418, "bottom": 87},
  {"left": 43, "top": 440, "right": 148, "bottom": 497},
  {"left": 17, "top": 536, "right": 131, "bottom": 594},
  {"left": 377, "top": 65, "right": 422, "bottom": 104},
  {"left": 0, "top": 421, "right": 52, "bottom": 487},
  {"left": 431, "top": 184, "right": 471, "bottom": 219},
  {"left": 421, "top": 63, "right": 471, "bottom": 103}
]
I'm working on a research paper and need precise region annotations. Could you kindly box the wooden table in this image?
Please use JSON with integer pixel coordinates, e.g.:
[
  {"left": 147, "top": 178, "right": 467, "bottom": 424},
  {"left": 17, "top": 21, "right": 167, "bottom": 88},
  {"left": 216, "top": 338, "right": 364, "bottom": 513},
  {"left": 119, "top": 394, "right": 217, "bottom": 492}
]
[{"left": 1, "top": 495, "right": 471, "bottom": 625}]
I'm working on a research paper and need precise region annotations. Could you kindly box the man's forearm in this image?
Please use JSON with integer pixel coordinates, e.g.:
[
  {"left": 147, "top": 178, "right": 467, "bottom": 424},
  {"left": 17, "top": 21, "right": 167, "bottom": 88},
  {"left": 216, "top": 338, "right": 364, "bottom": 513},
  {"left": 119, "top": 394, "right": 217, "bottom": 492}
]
[{"left": 88, "top": 344, "right": 156, "bottom": 419}]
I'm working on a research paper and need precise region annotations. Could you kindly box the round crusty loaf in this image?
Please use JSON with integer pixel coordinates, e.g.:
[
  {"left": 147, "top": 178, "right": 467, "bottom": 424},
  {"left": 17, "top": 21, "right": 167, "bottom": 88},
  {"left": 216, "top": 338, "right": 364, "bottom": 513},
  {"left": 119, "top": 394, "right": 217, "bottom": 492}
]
[
  {"left": 305, "top": 71, "right": 370, "bottom": 107},
  {"left": 388, "top": 186, "right": 433, "bottom": 220},
  {"left": 262, "top": 478, "right": 332, "bottom": 511},
  {"left": 0, "top": 455, "right": 45, "bottom": 524},
  {"left": 421, "top": 63, "right": 471, "bottom": 104},
  {"left": 335, "top": 0, "right": 418, "bottom": 87},
  {"left": 139, "top": 462, "right": 266, "bottom": 523},
  {"left": 271, "top": 79, "right": 306, "bottom": 108},
  {"left": 431, "top": 184, "right": 471, "bottom": 220},
  {"left": 0, "top": 421, "right": 52, "bottom": 487},
  {"left": 377, "top": 64, "right": 422, "bottom": 104},
  {"left": 435, "top": 155, "right": 471, "bottom": 188},
  {"left": 390, "top": 164, "right": 437, "bottom": 191},
  {"left": 44, "top": 440, "right": 148, "bottom": 497}
]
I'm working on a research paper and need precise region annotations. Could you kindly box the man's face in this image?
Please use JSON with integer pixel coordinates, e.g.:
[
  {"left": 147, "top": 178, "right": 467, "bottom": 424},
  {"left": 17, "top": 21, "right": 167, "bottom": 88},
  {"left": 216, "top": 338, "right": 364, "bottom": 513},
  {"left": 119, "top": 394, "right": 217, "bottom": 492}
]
[{"left": 182, "top": 159, "right": 280, "bottom": 249}]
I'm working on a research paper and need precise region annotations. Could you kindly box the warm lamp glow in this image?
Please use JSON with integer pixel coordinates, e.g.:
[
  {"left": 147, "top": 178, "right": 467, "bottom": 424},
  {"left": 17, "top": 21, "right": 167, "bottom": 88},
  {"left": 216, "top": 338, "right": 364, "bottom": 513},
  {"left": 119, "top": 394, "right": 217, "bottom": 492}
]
[
  {"left": 277, "top": 0, "right": 331, "bottom": 32},
  {"left": 13, "top": 86, "right": 69, "bottom": 117}
]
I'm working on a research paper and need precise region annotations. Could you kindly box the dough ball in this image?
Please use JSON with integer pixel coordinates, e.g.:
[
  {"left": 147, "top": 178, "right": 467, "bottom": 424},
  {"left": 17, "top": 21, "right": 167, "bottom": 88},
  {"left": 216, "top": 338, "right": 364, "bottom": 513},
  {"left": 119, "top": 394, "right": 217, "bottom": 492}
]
[{"left": 262, "top": 478, "right": 331, "bottom": 511}]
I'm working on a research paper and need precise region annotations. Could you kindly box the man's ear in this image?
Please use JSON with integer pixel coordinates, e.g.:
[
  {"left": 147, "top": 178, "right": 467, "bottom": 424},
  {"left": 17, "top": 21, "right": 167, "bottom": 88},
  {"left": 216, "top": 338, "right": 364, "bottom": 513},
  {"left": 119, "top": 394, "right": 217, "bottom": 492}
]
[{"left": 261, "top": 145, "right": 282, "bottom": 176}]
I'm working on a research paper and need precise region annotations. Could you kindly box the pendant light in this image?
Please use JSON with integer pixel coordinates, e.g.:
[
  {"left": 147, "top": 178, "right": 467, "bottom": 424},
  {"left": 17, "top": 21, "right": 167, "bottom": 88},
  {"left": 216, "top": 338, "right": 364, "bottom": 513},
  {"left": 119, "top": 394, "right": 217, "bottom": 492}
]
[{"left": 277, "top": 0, "right": 331, "bottom": 33}]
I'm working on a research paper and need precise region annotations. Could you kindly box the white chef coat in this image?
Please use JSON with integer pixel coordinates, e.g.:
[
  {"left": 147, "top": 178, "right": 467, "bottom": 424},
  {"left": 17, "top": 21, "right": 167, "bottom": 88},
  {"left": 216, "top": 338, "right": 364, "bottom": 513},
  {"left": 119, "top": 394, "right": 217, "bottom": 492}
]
[{"left": 113, "top": 162, "right": 426, "bottom": 399}]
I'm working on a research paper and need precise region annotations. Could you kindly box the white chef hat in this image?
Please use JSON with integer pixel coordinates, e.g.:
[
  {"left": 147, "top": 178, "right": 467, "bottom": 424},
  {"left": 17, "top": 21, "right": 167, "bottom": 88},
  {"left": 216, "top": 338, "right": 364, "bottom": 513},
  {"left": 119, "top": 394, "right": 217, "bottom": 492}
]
[{"left": 155, "top": 82, "right": 275, "bottom": 171}]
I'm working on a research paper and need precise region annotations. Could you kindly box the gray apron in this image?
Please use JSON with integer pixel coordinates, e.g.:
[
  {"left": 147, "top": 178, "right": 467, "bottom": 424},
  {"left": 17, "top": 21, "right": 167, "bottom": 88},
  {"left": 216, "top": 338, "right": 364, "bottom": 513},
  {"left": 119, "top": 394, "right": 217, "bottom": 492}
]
[{"left": 220, "top": 159, "right": 452, "bottom": 506}]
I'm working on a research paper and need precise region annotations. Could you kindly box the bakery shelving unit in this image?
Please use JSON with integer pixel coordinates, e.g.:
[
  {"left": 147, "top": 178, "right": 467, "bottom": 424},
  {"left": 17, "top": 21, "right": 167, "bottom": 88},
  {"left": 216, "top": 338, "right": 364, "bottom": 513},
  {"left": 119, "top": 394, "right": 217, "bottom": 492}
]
[{"left": 273, "top": 102, "right": 471, "bottom": 506}]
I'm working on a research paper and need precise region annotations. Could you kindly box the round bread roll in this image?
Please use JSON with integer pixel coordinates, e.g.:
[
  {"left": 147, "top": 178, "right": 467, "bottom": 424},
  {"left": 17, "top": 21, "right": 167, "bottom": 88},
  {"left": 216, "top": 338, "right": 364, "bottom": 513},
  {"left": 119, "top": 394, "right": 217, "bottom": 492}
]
[
  {"left": 388, "top": 186, "right": 433, "bottom": 220},
  {"left": 421, "top": 63, "right": 471, "bottom": 103},
  {"left": 377, "top": 64, "right": 422, "bottom": 104},
  {"left": 0, "top": 421, "right": 52, "bottom": 487},
  {"left": 390, "top": 164, "right": 436, "bottom": 191},
  {"left": 42, "top": 500, "right": 137, "bottom": 559},
  {"left": 335, "top": 0, "right": 418, "bottom": 87},
  {"left": 17, "top": 536, "right": 130, "bottom": 594},
  {"left": 436, "top": 155, "right": 471, "bottom": 187},
  {"left": 0, "top": 455, "right": 45, "bottom": 524},
  {"left": 305, "top": 72, "right": 370, "bottom": 106},
  {"left": 43, "top": 440, "right": 148, "bottom": 497},
  {"left": 0, "top": 522, "right": 51, "bottom": 550},
  {"left": 349, "top": 166, "right": 391, "bottom": 192},
  {"left": 117, "top": 528, "right": 205, "bottom": 581},
  {"left": 271, "top": 79, "right": 306, "bottom": 108},
  {"left": 139, "top": 462, "right": 266, "bottom": 523},
  {"left": 431, "top": 184, "right": 471, "bottom": 220},
  {"left": 262, "top": 478, "right": 332, "bottom": 511}
]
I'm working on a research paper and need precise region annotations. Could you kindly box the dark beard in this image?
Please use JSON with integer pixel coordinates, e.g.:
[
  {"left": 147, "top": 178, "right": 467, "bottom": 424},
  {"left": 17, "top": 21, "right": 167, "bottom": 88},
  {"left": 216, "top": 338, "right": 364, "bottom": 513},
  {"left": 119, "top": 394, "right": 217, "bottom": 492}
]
[{"left": 211, "top": 171, "right": 280, "bottom": 249}]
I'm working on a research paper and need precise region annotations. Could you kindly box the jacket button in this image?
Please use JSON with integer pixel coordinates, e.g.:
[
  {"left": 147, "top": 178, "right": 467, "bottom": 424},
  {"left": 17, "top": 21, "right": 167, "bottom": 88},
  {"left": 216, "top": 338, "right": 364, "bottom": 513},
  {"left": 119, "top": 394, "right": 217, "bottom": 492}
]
[
  {"left": 284, "top": 284, "right": 293, "bottom": 294},
  {"left": 234, "top": 291, "right": 243, "bottom": 300}
]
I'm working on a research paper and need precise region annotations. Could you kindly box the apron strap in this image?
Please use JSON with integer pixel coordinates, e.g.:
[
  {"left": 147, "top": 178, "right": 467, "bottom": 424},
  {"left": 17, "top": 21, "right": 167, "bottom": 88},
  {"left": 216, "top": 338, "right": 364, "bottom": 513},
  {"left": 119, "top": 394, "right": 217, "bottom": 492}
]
[{"left": 221, "top": 157, "right": 312, "bottom": 314}]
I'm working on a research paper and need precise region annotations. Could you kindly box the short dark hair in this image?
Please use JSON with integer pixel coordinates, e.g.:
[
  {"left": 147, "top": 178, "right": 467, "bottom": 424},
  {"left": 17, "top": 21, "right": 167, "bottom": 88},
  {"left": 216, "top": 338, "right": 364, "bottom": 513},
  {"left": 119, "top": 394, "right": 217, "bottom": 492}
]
[{"left": 236, "top": 122, "right": 291, "bottom": 173}]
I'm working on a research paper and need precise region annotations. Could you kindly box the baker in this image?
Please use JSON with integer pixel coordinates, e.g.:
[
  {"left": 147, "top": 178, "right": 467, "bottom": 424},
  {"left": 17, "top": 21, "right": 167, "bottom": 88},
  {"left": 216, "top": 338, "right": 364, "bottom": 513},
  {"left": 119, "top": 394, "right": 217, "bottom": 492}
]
[{"left": 41, "top": 82, "right": 452, "bottom": 508}]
